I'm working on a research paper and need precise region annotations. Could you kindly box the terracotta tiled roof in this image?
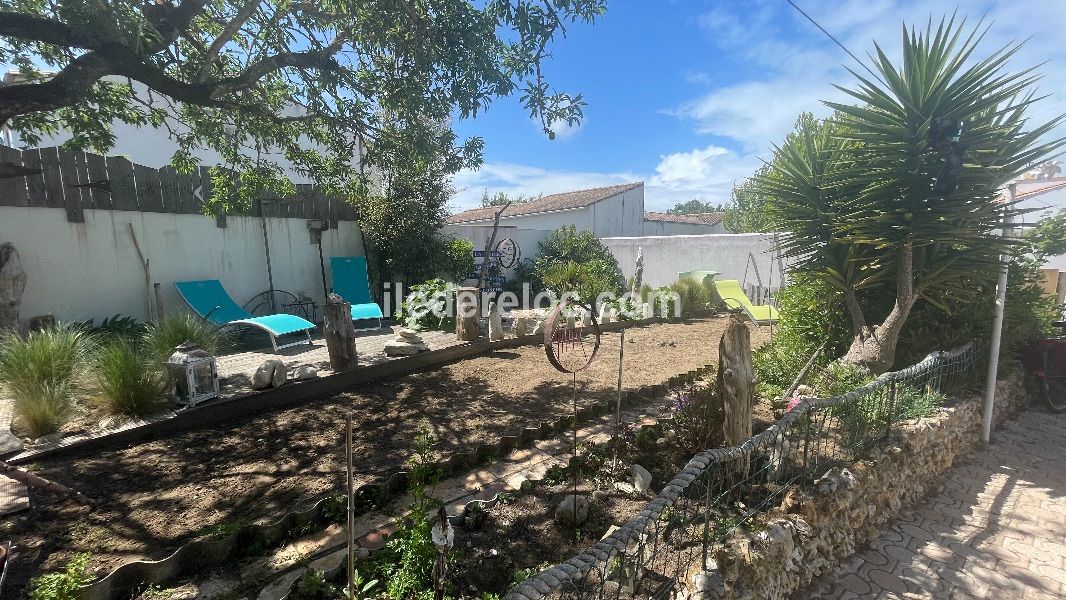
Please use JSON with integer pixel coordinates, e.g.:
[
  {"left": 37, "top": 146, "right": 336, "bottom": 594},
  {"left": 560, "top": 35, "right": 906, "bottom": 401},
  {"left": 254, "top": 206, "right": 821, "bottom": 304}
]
[
  {"left": 643, "top": 211, "right": 725, "bottom": 226},
  {"left": 447, "top": 182, "right": 643, "bottom": 224},
  {"left": 1014, "top": 178, "right": 1066, "bottom": 200}
]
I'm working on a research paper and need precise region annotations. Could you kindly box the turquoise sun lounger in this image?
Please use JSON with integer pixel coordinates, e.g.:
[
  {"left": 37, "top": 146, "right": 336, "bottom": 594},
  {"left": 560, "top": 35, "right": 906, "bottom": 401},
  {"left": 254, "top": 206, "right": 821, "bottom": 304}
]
[
  {"left": 330, "top": 256, "right": 384, "bottom": 331},
  {"left": 175, "top": 279, "right": 315, "bottom": 353}
]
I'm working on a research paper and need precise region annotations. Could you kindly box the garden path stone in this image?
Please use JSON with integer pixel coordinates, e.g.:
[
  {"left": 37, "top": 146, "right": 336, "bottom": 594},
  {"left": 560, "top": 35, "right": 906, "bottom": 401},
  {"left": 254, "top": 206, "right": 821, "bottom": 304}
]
[
  {"left": 0, "top": 474, "right": 28, "bottom": 515},
  {"left": 255, "top": 567, "right": 305, "bottom": 600}
]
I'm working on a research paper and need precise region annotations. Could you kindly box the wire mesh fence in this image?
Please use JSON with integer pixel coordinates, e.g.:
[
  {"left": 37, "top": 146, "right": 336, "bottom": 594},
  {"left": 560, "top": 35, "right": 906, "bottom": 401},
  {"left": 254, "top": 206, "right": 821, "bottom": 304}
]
[{"left": 504, "top": 342, "right": 978, "bottom": 600}]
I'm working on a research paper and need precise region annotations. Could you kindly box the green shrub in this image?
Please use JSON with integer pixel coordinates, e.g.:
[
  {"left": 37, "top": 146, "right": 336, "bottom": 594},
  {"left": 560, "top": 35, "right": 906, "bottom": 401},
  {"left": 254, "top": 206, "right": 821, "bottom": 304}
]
[
  {"left": 143, "top": 314, "right": 228, "bottom": 364},
  {"left": 29, "top": 552, "right": 93, "bottom": 600},
  {"left": 396, "top": 279, "right": 457, "bottom": 331},
  {"left": 0, "top": 326, "right": 91, "bottom": 399},
  {"left": 530, "top": 225, "right": 624, "bottom": 301},
  {"left": 667, "top": 380, "right": 724, "bottom": 458},
  {"left": 815, "top": 362, "right": 874, "bottom": 398},
  {"left": 14, "top": 381, "right": 75, "bottom": 438},
  {"left": 647, "top": 286, "right": 678, "bottom": 318},
  {"left": 669, "top": 278, "right": 716, "bottom": 316},
  {"left": 93, "top": 341, "right": 167, "bottom": 417},
  {"left": 0, "top": 326, "right": 90, "bottom": 437},
  {"left": 74, "top": 314, "right": 147, "bottom": 343},
  {"left": 893, "top": 385, "right": 946, "bottom": 421},
  {"left": 438, "top": 237, "right": 475, "bottom": 282},
  {"left": 895, "top": 256, "right": 1055, "bottom": 372}
]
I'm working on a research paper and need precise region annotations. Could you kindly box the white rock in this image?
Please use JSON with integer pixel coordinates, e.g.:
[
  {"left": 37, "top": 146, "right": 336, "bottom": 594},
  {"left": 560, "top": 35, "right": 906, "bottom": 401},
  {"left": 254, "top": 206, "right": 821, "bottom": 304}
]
[
  {"left": 252, "top": 359, "right": 286, "bottom": 389},
  {"left": 613, "top": 481, "right": 636, "bottom": 495},
  {"left": 488, "top": 301, "right": 504, "bottom": 341},
  {"left": 396, "top": 327, "right": 421, "bottom": 340},
  {"left": 555, "top": 494, "right": 590, "bottom": 526},
  {"left": 631, "top": 464, "right": 653, "bottom": 493},
  {"left": 308, "top": 549, "right": 347, "bottom": 580},
  {"left": 292, "top": 365, "right": 318, "bottom": 381},
  {"left": 693, "top": 569, "right": 726, "bottom": 597}
]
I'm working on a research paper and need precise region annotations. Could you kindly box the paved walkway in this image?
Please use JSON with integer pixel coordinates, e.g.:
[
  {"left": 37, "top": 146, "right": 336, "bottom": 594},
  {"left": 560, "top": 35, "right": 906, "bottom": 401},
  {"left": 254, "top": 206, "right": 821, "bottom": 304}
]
[{"left": 804, "top": 408, "right": 1066, "bottom": 599}]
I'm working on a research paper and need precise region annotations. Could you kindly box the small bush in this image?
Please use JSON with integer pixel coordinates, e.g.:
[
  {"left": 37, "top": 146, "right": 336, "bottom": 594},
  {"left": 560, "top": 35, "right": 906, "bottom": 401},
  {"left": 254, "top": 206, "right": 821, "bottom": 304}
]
[
  {"left": 530, "top": 225, "right": 624, "bottom": 298},
  {"left": 893, "top": 385, "right": 946, "bottom": 421},
  {"left": 667, "top": 380, "right": 724, "bottom": 458},
  {"left": 396, "top": 279, "right": 457, "bottom": 331},
  {"left": 74, "top": 314, "right": 147, "bottom": 343},
  {"left": 143, "top": 314, "right": 228, "bottom": 364},
  {"left": 438, "top": 237, "right": 475, "bottom": 282},
  {"left": 670, "top": 278, "right": 715, "bottom": 316},
  {"left": 93, "top": 341, "right": 167, "bottom": 417},
  {"left": 29, "top": 552, "right": 93, "bottom": 600},
  {"left": 0, "top": 326, "right": 91, "bottom": 399},
  {"left": 14, "top": 381, "right": 75, "bottom": 438}
]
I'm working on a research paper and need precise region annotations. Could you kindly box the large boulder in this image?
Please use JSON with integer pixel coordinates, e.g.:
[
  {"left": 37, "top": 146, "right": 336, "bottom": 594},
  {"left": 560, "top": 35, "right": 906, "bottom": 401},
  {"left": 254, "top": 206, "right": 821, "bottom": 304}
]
[{"left": 631, "top": 464, "right": 653, "bottom": 493}]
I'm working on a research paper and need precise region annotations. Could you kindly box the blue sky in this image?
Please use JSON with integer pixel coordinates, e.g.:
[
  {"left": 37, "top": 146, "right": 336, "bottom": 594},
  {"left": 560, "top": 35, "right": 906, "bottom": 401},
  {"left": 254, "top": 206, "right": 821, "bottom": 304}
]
[{"left": 450, "top": 0, "right": 1066, "bottom": 212}]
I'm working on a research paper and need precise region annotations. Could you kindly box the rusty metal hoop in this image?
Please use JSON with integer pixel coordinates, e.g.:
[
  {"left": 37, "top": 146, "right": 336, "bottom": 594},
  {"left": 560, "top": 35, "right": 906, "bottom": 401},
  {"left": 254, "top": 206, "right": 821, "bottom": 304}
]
[{"left": 543, "top": 297, "right": 601, "bottom": 373}]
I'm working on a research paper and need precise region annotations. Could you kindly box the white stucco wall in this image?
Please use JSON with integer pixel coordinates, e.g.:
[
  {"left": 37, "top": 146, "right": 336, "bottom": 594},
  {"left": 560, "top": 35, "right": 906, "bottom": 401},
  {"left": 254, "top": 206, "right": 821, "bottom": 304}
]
[
  {"left": 601, "top": 233, "right": 786, "bottom": 289},
  {"left": 0, "top": 206, "right": 364, "bottom": 324},
  {"left": 589, "top": 187, "right": 644, "bottom": 237}
]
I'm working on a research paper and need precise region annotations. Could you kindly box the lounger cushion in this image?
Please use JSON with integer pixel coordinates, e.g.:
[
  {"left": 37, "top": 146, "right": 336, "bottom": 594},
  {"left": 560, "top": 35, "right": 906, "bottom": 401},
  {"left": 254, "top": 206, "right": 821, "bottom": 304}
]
[
  {"left": 232, "top": 314, "right": 316, "bottom": 336},
  {"left": 351, "top": 302, "right": 384, "bottom": 321},
  {"left": 713, "top": 279, "right": 778, "bottom": 323}
]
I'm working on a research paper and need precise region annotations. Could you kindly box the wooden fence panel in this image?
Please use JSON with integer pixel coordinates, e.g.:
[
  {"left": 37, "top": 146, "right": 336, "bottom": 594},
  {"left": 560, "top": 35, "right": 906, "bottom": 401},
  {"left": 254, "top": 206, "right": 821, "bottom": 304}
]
[
  {"left": 0, "top": 146, "right": 27, "bottom": 207},
  {"left": 58, "top": 149, "right": 87, "bottom": 220},
  {"left": 85, "top": 152, "right": 110, "bottom": 209},
  {"left": 22, "top": 149, "right": 44, "bottom": 208},
  {"left": 106, "top": 156, "right": 138, "bottom": 211},
  {"left": 2, "top": 148, "right": 357, "bottom": 222},
  {"left": 38, "top": 147, "right": 65, "bottom": 210},
  {"left": 134, "top": 163, "right": 163, "bottom": 213}
]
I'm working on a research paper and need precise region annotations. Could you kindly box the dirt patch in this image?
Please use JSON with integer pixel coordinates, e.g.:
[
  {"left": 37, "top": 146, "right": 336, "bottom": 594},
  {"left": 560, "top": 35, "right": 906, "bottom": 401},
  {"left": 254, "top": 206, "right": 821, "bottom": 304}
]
[{"left": 1, "top": 318, "right": 768, "bottom": 595}]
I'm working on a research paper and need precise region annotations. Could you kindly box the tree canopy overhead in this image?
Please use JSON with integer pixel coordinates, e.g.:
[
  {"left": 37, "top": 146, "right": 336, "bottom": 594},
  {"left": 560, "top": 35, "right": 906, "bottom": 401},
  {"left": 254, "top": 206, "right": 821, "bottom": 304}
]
[
  {"left": 0, "top": 0, "right": 604, "bottom": 210},
  {"left": 665, "top": 198, "right": 727, "bottom": 215}
]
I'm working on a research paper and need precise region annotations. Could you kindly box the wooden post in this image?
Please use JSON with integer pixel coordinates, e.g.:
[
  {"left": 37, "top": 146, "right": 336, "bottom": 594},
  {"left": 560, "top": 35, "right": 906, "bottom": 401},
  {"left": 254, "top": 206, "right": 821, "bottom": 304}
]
[
  {"left": 0, "top": 242, "right": 27, "bottom": 332},
  {"left": 455, "top": 287, "right": 480, "bottom": 341},
  {"left": 719, "top": 316, "right": 755, "bottom": 478},
  {"left": 324, "top": 293, "right": 359, "bottom": 371}
]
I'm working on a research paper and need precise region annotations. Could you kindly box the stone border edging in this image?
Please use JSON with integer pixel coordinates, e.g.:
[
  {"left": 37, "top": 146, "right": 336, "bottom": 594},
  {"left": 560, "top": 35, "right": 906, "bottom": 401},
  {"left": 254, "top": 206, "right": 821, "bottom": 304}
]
[
  {"left": 75, "top": 326, "right": 712, "bottom": 600},
  {"left": 9, "top": 318, "right": 672, "bottom": 465}
]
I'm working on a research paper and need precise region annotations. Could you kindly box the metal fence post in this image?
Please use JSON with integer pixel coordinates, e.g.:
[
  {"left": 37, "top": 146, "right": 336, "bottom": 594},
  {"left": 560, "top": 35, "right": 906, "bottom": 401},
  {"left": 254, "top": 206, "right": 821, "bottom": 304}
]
[{"left": 885, "top": 376, "right": 897, "bottom": 438}]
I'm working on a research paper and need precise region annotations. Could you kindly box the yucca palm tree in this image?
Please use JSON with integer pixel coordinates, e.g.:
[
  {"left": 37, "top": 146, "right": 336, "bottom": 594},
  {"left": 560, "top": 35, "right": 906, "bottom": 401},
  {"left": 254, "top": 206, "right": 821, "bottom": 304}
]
[{"left": 760, "top": 16, "right": 1065, "bottom": 373}]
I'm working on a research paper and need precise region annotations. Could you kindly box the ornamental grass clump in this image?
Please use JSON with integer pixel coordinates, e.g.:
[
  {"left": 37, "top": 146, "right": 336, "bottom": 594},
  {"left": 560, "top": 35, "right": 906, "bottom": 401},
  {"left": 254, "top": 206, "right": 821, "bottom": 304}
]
[
  {"left": 143, "top": 314, "right": 228, "bottom": 364},
  {"left": 0, "top": 326, "right": 91, "bottom": 438},
  {"left": 93, "top": 340, "right": 167, "bottom": 417}
]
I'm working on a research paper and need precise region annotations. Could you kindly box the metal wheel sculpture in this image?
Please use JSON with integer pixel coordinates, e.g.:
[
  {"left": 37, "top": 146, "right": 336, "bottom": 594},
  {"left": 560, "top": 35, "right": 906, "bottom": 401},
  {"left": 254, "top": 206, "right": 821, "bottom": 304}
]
[
  {"left": 543, "top": 297, "right": 601, "bottom": 531},
  {"left": 495, "top": 238, "right": 520, "bottom": 269},
  {"left": 543, "top": 298, "right": 601, "bottom": 373}
]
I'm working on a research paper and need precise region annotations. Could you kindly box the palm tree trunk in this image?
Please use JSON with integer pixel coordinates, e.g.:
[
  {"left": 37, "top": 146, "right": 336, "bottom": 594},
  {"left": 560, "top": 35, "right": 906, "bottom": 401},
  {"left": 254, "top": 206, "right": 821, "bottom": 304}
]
[{"left": 843, "top": 241, "right": 917, "bottom": 373}]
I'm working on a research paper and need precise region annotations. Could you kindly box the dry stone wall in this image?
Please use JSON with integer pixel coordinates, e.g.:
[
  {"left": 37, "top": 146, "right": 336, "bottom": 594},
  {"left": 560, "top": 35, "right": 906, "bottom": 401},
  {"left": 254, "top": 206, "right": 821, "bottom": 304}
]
[{"left": 686, "top": 375, "right": 1028, "bottom": 600}]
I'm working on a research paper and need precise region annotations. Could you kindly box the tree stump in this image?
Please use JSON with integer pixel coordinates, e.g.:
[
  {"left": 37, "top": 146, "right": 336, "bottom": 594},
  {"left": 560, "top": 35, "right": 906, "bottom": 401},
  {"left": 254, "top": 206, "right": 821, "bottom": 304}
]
[
  {"left": 456, "top": 287, "right": 480, "bottom": 341},
  {"left": 323, "top": 293, "right": 358, "bottom": 371},
  {"left": 718, "top": 316, "right": 755, "bottom": 479},
  {"left": 0, "top": 242, "right": 27, "bottom": 332}
]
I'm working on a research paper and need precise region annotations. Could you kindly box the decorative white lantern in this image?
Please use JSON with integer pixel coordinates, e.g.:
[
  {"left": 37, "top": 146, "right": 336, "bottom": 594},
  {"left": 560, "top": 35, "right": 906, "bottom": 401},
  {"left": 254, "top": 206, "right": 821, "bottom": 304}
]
[{"left": 166, "top": 341, "right": 220, "bottom": 406}]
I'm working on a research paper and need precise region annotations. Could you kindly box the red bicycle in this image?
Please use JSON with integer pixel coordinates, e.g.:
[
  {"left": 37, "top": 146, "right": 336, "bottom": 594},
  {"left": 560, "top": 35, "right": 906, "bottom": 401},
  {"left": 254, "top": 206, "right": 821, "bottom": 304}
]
[{"left": 1023, "top": 316, "right": 1066, "bottom": 413}]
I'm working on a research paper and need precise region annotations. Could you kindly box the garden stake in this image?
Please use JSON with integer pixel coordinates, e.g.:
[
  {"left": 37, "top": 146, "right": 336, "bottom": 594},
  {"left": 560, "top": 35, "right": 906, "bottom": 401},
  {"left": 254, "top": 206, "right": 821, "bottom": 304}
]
[
  {"left": 613, "top": 328, "right": 625, "bottom": 471},
  {"left": 346, "top": 413, "right": 355, "bottom": 600}
]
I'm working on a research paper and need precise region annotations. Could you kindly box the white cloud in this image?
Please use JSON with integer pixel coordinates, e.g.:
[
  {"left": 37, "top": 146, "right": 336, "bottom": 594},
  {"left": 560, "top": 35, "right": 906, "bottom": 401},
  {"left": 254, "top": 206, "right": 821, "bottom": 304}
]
[{"left": 676, "top": 0, "right": 1066, "bottom": 152}]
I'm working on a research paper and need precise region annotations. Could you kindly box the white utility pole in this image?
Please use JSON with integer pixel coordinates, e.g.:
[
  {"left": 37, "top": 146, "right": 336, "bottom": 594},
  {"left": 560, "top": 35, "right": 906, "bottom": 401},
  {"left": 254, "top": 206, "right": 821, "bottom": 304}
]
[{"left": 982, "top": 183, "right": 1016, "bottom": 443}]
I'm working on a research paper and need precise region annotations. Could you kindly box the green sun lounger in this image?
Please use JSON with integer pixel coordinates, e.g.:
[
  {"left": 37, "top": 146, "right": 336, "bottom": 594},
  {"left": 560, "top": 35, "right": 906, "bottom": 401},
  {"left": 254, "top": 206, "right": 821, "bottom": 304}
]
[
  {"left": 712, "top": 279, "right": 779, "bottom": 325},
  {"left": 677, "top": 270, "right": 720, "bottom": 285},
  {"left": 330, "top": 256, "right": 384, "bottom": 331},
  {"left": 175, "top": 279, "right": 315, "bottom": 353}
]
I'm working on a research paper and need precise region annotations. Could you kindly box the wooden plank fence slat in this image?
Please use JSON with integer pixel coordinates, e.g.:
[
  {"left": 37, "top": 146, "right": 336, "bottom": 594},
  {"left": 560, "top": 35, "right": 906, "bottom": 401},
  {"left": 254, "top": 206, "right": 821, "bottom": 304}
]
[
  {"left": 57, "top": 148, "right": 85, "bottom": 222},
  {"left": 0, "top": 146, "right": 27, "bottom": 207},
  {"left": 38, "top": 147, "right": 65, "bottom": 210},
  {"left": 106, "top": 156, "right": 137, "bottom": 210},
  {"left": 134, "top": 163, "right": 163, "bottom": 212},
  {"left": 158, "top": 165, "right": 179, "bottom": 213},
  {"left": 85, "top": 152, "right": 110, "bottom": 209},
  {"left": 22, "top": 149, "right": 44, "bottom": 208},
  {"left": 71, "top": 150, "right": 93, "bottom": 210},
  {"left": 175, "top": 168, "right": 200, "bottom": 214}
]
